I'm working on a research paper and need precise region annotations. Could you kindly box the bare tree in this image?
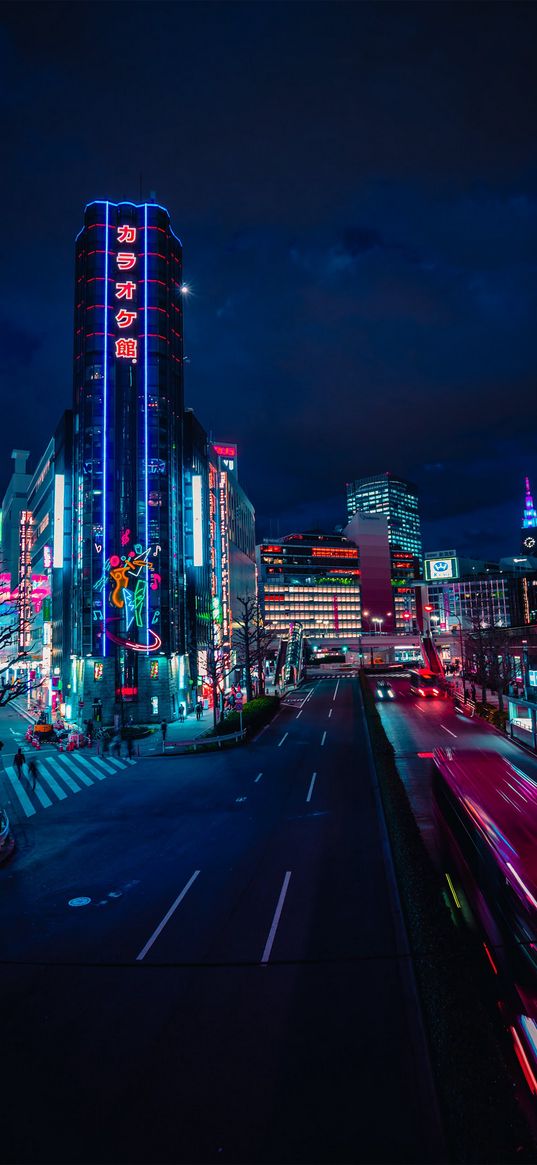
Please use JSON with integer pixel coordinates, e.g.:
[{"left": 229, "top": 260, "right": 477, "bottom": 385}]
[
  {"left": 234, "top": 596, "right": 277, "bottom": 701},
  {"left": 462, "top": 593, "right": 513, "bottom": 709},
  {"left": 0, "top": 604, "right": 41, "bottom": 707},
  {"left": 206, "top": 642, "right": 234, "bottom": 732}
]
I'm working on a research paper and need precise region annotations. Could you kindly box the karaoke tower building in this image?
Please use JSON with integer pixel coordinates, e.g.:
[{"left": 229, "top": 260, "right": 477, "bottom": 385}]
[{"left": 71, "top": 200, "right": 189, "bottom": 723}]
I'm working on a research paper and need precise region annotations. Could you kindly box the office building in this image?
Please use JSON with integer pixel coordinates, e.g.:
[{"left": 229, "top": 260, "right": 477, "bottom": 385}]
[
  {"left": 257, "top": 531, "right": 361, "bottom": 643},
  {"left": 346, "top": 472, "right": 422, "bottom": 568},
  {"left": 71, "top": 199, "right": 188, "bottom": 723}
]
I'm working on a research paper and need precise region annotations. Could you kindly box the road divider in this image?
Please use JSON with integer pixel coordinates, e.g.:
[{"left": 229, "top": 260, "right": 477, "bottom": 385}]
[{"left": 136, "top": 870, "right": 200, "bottom": 961}]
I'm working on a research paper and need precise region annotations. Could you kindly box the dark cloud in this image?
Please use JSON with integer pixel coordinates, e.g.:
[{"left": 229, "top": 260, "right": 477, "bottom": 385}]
[{"left": 1, "top": 0, "right": 537, "bottom": 558}]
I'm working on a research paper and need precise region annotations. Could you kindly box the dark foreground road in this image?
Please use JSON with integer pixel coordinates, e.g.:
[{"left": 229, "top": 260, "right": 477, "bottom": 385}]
[{"left": 0, "top": 679, "right": 444, "bottom": 1165}]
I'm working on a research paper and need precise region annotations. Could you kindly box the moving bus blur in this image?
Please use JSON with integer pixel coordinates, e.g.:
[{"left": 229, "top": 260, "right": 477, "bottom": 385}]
[
  {"left": 433, "top": 748, "right": 537, "bottom": 1095},
  {"left": 408, "top": 668, "right": 443, "bottom": 697}
]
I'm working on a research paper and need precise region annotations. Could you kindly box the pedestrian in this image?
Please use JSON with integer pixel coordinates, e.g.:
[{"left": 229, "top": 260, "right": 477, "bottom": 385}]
[
  {"left": 161, "top": 719, "right": 168, "bottom": 749},
  {"left": 127, "top": 734, "right": 134, "bottom": 760},
  {"left": 102, "top": 732, "right": 110, "bottom": 755},
  {"left": 14, "top": 747, "right": 25, "bottom": 781},
  {"left": 178, "top": 704, "right": 185, "bottom": 724},
  {"left": 195, "top": 701, "right": 201, "bottom": 721},
  {"left": 28, "top": 758, "right": 38, "bottom": 792}
]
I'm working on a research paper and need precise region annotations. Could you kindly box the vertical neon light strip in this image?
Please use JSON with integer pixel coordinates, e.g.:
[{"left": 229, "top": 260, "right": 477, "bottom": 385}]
[
  {"left": 144, "top": 204, "right": 149, "bottom": 649},
  {"left": 102, "top": 201, "right": 109, "bottom": 657}
]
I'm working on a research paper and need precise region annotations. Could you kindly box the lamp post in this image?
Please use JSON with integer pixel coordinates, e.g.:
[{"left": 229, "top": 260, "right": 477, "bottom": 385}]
[
  {"left": 451, "top": 615, "right": 465, "bottom": 696},
  {"left": 372, "top": 617, "right": 383, "bottom": 666}
]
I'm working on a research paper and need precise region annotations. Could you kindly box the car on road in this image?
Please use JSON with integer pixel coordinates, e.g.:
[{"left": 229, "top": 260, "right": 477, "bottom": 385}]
[{"left": 375, "top": 678, "right": 395, "bottom": 700}]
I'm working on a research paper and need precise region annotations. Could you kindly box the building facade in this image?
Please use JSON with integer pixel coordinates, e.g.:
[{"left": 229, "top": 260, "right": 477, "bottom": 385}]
[
  {"left": 257, "top": 532, "right": 361, "bottom": 643},
  {"left": 71, "top": 200, "right": 188, "bottom": 723},
  {"left": 521, "top": 476, "right": 537, "bottom": 555},
  {"left": 346, "top": 472, "right": 422, "bottom": 568}
]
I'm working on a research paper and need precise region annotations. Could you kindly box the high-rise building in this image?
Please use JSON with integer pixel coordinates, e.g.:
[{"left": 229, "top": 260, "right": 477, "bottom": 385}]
[
  {"left": 71, "top": 200, "right": 188, "bottom": 723},
  {"left": 521, "top": 476, "right": 537, "bottom": 555},
  {"left": 346, "top": 472, "right": 422, "bottom": 567}
]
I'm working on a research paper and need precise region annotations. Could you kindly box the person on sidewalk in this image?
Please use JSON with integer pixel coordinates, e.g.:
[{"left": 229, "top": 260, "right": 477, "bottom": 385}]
[
  {"left": 178, "top": 704, "right": 185, "bottom": 723},
  {"left": 126, "top": 734, "right": 134, "bottom": 760},
  {"left": 161, "top": 719, "right": 168, "bottom": 750},
  {"left": 196, "top": 700, "right": 203, "bottom": 721},
  {"left": 14, "top": 748, "right": 25, "bottom": 781},
  {"left": 28, "top": 758, "right": 38, "bottom": 792}
]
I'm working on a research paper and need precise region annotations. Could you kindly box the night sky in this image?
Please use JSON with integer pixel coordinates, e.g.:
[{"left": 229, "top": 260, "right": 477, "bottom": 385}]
[{"left": 2, "top": 1, "right": 537, "bottom": 558}]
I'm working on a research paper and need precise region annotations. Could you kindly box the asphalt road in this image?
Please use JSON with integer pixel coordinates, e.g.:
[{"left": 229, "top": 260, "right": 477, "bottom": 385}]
[
  {"left": 371, "top": 675, "right": 537, "bottom": 862},
  {"left": 0, "top": 680, "right": 444, "bottom": 1165}
]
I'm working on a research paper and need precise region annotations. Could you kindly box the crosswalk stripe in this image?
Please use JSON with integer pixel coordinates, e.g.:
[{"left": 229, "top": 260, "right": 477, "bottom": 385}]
[
  {"left": 70, "top": 754, "right": 108, "bottom": 782},
  {"left": 52, "top": 753, "right": 94, "bottom": 787},
  {"left": 5, "top": 766, "right": 36, "bottom": 817},
  {"left": 105, "top": 756, "right": 128, "bottom": 771},
  {"left": 32, "top": 779, "right": 53, "bottom": 808},
  {"left": 92, "top": 755, "right": 120, "bottom": 775},
  {"left": 40, "top": 755, "right": 83, "bottom": 792},
  {"left": 39, "top": 768, "right": 67, "bottom": 800}
]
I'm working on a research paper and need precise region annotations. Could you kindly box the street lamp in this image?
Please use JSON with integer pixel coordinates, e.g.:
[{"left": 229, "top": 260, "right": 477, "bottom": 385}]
[{"left": 451, "top": 615, "right": 465, "bottom": 695}]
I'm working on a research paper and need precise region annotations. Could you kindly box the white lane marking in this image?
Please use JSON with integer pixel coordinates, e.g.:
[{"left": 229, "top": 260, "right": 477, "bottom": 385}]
[
  {"left": 101, "top": 755, "right": 128, "bottom": 772},
  {"left": 136, "top": 870, "right": 201, "bottom": 962},
  {"left": 261, "top": 871, "right": 292, "bottom": 965},
  {"left": 5, "top": 766, "right": 36, "bottom": 817},
  {"left": 73, "top": 750, "right": 108, "bottom": 778},
  {"left": 277, "top": 732, "right": 288, "bottom": 748},
  {"left": 295, "top": 709, "right": 303, "bottom": 719},
  {"left": 39, "top": 768, "right": 67, "bottom": 801},
  {"left": 54, "top": 754, "right": 94, "bottom": 787},
  {"left": 332, "top": 679, "right": 340, "bottom": 702},
  {"left": 328, "top": 709, "right": 332, "bottom": 719},
  {"left": 321, "top": 731, "right": 327, "bottom": 747},
  {"left": 306, "top": 772, "right": 317, "bottom": 802},
  {"left": 441, "top": 725, "right": 458, "bottom": 739},
  {"left": 255, "top": 772, "right": 263, "bottom": 783},
  {"left": 41, "top": 755, "right": 82, "bottom": 792},
  {"left": 32, "top": 779, "right": 53, "bottom": 808}
]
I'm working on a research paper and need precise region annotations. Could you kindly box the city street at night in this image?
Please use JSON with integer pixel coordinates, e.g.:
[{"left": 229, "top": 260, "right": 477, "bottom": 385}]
[{"left": 0, "top": 679, "right": 443, "bottom": 1165}]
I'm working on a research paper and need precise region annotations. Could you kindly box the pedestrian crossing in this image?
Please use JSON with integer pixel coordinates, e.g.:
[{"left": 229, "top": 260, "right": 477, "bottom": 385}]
[{"left": 3, "top": 750, "right": 137, "bottom": 819}]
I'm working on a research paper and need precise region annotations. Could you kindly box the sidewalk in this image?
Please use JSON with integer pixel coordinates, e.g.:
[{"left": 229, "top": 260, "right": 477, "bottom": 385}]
[
  {"left": 446, "top": 676, "right": 500, "bottom": 708},
  {"left": 136, "top": 711, "right": 212, "bottom": 757}
]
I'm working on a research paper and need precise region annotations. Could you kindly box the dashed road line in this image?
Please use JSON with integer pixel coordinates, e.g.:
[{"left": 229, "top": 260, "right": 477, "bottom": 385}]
[
  {"left": 277, "top": 732, "right": 289, "bottom": 748},
  {"left": 254, "top": 772, "right": 263, "bottom": 783},
  {"left": 261, "top": 871, "right": 292, "bottom": 965},
  {"left": 306, "top": 772, "right": 317, "bottom": 802},
  {"left": 321, "top": 731, "right": 327, "bottom": 747},
  {"left": 441, "top": 725, "right": 457, "bottom": 739},
  {"left": 328, "top": 708, "right": 332, "bottom": 719},
  {"left": 332, "top": 679, "right": 340, "bottom": 702}
]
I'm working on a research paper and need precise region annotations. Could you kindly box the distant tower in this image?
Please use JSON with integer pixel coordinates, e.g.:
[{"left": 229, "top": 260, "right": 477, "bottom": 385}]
[{"left": 521, "top": 476, "right": 537, "bottom": 554}]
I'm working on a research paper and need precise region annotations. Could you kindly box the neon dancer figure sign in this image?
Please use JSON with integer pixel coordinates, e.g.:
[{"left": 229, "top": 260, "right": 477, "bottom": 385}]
[{"left": 97, "top": 541, "right": 162, "bottom": 652}]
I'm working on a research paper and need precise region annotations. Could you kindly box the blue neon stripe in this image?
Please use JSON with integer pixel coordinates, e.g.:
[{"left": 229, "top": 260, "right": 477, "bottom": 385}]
[
  {"left": 144, "top": 203, "right": 149, "bottom": 649},
  {"left": 102, "top": 201, "right": 109, "bottom": 657}
]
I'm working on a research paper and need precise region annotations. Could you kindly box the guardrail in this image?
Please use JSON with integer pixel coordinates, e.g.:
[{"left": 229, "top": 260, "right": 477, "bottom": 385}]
[{"left": 158, "top": 728, "right": 247, "bottom": 754}]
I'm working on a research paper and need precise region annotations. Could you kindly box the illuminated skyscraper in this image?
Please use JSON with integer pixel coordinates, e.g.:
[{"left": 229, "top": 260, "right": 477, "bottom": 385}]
[
  {"left": 521, "top": 476, "right": 537, "bottom": 554},
  {"left": 71, "top": 200, "right": 188, "bottom": 723},
  {"left": 346, "top": 472, "right": 422, "bottom": 568}
]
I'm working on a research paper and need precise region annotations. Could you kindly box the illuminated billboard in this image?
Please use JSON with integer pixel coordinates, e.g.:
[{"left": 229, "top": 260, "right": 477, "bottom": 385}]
[{"left": 424, "top": 555, "right": 459, "bottom": 582}]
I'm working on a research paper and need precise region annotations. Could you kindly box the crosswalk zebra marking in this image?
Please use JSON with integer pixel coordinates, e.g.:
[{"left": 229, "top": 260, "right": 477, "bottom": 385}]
[
  {"left": 91, "top": 755, "right": 122, "bottom": 775},
  {"left": 73, "top": 753, "right": 108, "bottom": 780},
  {"left": 105, "top": 756, "right": 128, "bottom": 772},
  {"left": 53, "top": 753, "right": 94, "bottom": 787},
  {"left": 33, "top": 779, "right": 53, "bottom": 809},
  {"left": 39, "top": 768, "right": 68, "bottom": 800},
  {"left": 5, "top": 766, "right": 36, "bottom": 817},
  {"left": 41, "top": 755, "right": 83, "bottom": 792}
]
